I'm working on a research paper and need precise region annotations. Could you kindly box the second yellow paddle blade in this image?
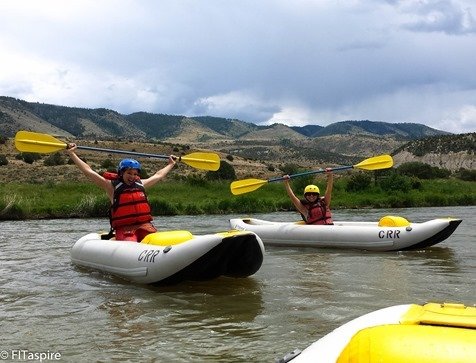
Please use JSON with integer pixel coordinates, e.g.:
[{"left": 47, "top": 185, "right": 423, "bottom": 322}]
[
  {"left": 230, "top": 178, "right": 268, "bottom": 195},
  {"left": 180, "top": 152, "right": 221, "bottom": 171},
  {"left": 354, "top": 154, "right": 393, "bottom": 170}
]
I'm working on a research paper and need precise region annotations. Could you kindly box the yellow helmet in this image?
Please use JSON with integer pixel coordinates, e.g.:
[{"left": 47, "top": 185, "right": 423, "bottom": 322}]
[{"left": 304, "top": 184, "right": 320, "bottom": 194}]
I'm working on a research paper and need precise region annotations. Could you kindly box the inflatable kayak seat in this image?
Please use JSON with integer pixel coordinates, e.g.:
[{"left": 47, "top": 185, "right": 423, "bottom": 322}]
[
  {"left": 378, "top": 215, "right": 410, "bottom": 227},
  {"left": 141, "top": 230, "right": 194, "bottom": 246}
]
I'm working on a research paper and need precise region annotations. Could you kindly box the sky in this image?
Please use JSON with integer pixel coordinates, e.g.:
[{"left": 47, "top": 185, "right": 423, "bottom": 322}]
[{"left": 1, "top": 0, "right": 476, "bottom": 134}]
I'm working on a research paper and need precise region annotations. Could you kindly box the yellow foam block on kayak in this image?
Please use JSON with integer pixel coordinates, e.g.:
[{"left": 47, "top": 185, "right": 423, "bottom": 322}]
[
  {"left": 141, "top": 230, "right": 193, "bottom": 246},
  {"left": 402, "top": 302, "right": 476, "bottom": 328},
  {"left": 337, "top": 324, "right": 476, "bottom": 363},
  {"left": 378, "top": 215, "right": 410, "bottom": 227}
]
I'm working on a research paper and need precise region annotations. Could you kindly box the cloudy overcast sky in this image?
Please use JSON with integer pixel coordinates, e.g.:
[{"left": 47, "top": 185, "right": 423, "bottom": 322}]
[{"left": 1, "top": 0, "right": 475, "bottom": 133}]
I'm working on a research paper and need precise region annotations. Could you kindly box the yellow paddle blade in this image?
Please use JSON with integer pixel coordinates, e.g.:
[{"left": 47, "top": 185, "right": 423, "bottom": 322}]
[
  {"left": 180, "top": 152, "right": 221, "bottom": 171},
  {"left": 15, "top": 131, "right": 67, "bottom": 153},
  {"left": 354, "top": 154, "right": 393, "bottom": 170},
  {"left": 230, "top": 178, "right": 268, "bottom": 195},
  {"left": 230, "top": 154, "right": 393, "bottom": 195}
]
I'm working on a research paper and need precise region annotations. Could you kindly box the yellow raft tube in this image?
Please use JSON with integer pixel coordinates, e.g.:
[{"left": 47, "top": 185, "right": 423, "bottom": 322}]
[{"left": 283, "top": 302, "right": 476, "bottom": 363}]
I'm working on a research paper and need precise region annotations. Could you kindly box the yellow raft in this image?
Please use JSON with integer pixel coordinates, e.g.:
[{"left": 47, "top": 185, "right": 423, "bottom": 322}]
[{"left": 281, "top": 303, "right": 476, "bottom": 363}]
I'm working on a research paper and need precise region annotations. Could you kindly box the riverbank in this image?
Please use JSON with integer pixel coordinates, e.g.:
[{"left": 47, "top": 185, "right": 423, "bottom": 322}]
[{"left": 1, "top": 177, "right": 474, "bottom": 220}]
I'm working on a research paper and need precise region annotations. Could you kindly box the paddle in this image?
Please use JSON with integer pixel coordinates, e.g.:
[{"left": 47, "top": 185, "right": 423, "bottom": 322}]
[
  {"left": 230, "top": 154, "right": 393, "bottom": 195},
  {"left": 14, "top": 130, "right": 220, "bottom": 171}
]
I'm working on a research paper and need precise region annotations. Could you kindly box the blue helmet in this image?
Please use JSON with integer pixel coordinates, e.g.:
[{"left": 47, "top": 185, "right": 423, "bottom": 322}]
[{"left": 118, "top": 159, "right": 141, "bottom": 173}]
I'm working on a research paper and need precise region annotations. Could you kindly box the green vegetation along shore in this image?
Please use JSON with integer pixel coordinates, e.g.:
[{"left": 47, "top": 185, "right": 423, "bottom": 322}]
[{"left": 1, "top": 174, "right": 474, "bottom": 221}]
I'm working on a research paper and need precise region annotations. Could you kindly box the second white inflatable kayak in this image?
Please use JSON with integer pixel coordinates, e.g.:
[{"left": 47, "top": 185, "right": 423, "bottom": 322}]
[{"left": 229, "top": 215, "right": 462, "bottom": 251}]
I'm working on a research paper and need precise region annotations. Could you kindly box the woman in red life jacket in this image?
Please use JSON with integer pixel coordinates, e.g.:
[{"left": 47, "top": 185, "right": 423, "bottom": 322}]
[
  {"left": 66, "top": 143, "right": 176, "bottom": 242},
  {"left": 283, "top": 169, "right": 334, "bottom": 225}
]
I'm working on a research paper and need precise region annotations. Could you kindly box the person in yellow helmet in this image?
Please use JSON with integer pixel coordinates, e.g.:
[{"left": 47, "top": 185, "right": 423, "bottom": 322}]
[{"left": 283, "top": 169, "right": 334, "bottom": 225}]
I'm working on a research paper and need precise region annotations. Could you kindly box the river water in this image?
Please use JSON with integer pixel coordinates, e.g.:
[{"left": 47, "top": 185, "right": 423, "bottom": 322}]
[{"left": 0, "top": 206, "right": 474, "bottom": 362}]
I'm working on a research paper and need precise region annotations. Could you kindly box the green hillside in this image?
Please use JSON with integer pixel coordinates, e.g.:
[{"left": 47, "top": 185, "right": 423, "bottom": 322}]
[{"left": 394, "top": 133, "right": 476, "bottom": 156}]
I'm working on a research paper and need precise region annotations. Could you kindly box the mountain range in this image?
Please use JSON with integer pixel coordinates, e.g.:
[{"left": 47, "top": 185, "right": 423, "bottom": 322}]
[
  {"left": 1, "top": 96, "right": 448, "bottom": 140},
  {"left": 1, "top": 96, "right": 474, "bottom": 172}
]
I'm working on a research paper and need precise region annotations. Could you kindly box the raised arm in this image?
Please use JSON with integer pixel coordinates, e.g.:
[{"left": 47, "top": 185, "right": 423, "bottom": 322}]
[
  {"left": 283, "top": 176, "right": 308, "bottom": 216},
  {"left": 142, "top": 156, "right": 176, "bottom": 189},
  {"left": 324, "top": 169, "right": 333, "bottom": 207},
  {"left": 66, "top": 144, "right": 114, "bottom": 200}
]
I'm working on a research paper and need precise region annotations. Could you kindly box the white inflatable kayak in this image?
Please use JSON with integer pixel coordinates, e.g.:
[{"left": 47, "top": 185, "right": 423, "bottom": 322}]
[
  {"left": 279, "top": 302, "right": 476, "bottom": 363},
  {"left": 229, "top": 215, "right": 462, "bottom": 251},
  {"left": 71, "top": 229, "right": 265, "bottom": 285}
]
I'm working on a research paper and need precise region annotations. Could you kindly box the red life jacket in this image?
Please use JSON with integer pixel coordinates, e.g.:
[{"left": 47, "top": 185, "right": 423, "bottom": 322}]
[
  {"left": 301, "top": 198, "right": 333, "bottom": 225},
  {"left": 110, "top": 179, "right": 153, "bottom": 229}
]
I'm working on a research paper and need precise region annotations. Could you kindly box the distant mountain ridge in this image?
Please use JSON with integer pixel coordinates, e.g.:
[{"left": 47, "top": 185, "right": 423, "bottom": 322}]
[
  {"left": 1, "top": 96, "right": 473, "bottom": 172},
  {"left": 0, "top": 96, "right": 450, "bottom": 141},
  {"left": 307, "top": 120, "right": 445, "bottom": 138}
]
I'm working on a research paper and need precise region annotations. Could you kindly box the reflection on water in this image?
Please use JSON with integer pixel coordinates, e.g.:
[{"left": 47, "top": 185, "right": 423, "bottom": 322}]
[
  {"left": 399, "top": 247, "right": 461, "bottom": 271},
  {"left": 94, "top": 277, "right": 264, "bottom": 362},
  {"left": 0, "top": 206, "right": 474, "bottom": 361},
  {"left": 151, "top": 277, "right": 264, "bottom": 325}
]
